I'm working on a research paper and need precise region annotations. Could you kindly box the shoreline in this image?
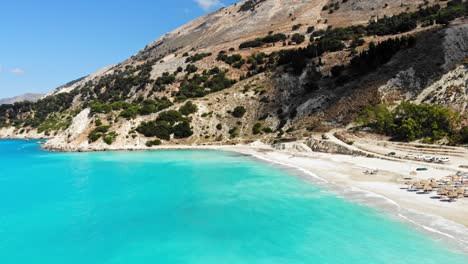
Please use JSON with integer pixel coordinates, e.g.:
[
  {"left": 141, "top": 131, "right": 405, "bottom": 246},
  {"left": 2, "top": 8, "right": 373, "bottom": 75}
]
[
  {"left": 4, "top": 138, "right": 468, "bottom": 252},
  {"left": 219, "top": 145, "right": 468, "bottom": 250},
  {"left": 95, "top": 143, "right": 468, "bottom": 252}
]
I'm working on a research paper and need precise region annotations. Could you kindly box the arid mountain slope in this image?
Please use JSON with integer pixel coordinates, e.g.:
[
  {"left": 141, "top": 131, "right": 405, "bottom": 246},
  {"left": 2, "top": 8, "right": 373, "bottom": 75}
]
[
  {"left": 0, "top": 0, "right": 467, "bottom": 150},
  {"left": 0, "top": 93, "right": 44, "bottom": 105}
]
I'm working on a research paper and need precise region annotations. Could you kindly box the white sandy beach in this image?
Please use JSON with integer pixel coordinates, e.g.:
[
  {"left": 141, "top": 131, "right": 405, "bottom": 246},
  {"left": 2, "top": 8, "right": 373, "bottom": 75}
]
[{"left": 216, "top": 144, "right": 468, "bottom": 251}]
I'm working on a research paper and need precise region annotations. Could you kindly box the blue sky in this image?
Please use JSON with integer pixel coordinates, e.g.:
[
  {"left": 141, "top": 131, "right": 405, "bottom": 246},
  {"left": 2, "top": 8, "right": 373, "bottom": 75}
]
[{"left": 0, "top": 0, "right": 238, "bottom": 98}]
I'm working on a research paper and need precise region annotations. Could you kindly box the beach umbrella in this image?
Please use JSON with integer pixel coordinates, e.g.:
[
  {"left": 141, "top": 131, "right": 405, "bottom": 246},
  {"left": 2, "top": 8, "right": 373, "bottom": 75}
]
[
  {"left": 437, "top": 189, "right": 448, "bottom": 195},
  {"left": 448, "top": 192, "right": 458, "bottom": 198},
  {"left": 424, "top": 185, "right": 433, "bottom": 192},
  {"left": 430, "top": 182, "right": 439, "bottom": 188}
]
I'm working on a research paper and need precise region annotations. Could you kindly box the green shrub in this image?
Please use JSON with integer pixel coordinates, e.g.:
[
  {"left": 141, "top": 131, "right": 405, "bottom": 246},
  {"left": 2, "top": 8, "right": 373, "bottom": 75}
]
[
  {"left": 350, "top": 37, "right": 415, "bottom": 75},
  {"left": 176, "top": 70, "right": 235, "bottom": 100},
  {"left": 155, "top": 72, "right": 176, "bottom": 86},
  {"left": 90, "top": 102, "right": 112, "bottom": 114},
  {"left": 92, "top": 125, "right": 110, "bottom": 134},
  {"left": 239, "top": 33, "right": 287, "bottom": 49},
  {"left": 111, "top": 101, "right": 132, "bottom": 111},
  {"left": 229, "top": 127, "right": 239, "bottom": 138},
  {"left": 252, "top": 123, "right": 262, "bottom": 135},
  {"left": 357, "top": 103, "right": 460, "bottom": 142},
  {"left": 103, "top": 132, "right": 118, "bottom": 145},
  {"left": 88, "top": 125, "right": 110, "bottom": 143},
  {"left": 350, "top": 37, "right": 365, "bottom": 48},
  {"left": 179, "top": 101, "right": 198, "bottom": 116},
  {"left": 291, "top": 33, "right": 305, "bottom": 44},
  {"left": 231, "top": 106, "right": 246, "bottom": 118},
  {"left": 262, "top": 33, "right": 287, "bottom": 43},
  {"left": 239, "top": 40, "right": 265, "bottom": 49},
  {"left": 136, "top": 120, "right": 173, "bottom": 140},
  {"left": 292, "top": 24, "right": 302, "bottom": 31},
  {"left": 136, "top": 109, "right": 193, "bottom": 140},
  {"left": 120, "top": 106, "right": 139, "bottom": 119},
  {"left": 146, "top": 139, "right": 162, "bottom": 147},
  {"left": 157, "top": 110, "right": 184, "bottom": 125},
  {"left": 88, "top": 133, "right": 103, "bottom": 143},
  {"left": 185, "top": 64, "right": 198, "bottom": 73},
  {"left": 185, "top": 53, "right": 212, "bottom": 63},
  {"left": 367, "top": 13, "right": 417, "bottom": 36},
  {"left": 238, "top": 0, "right": 267, "bottom": 12},
  {"left": 173, "top": 121, "right": 193, "bottom": 139},
  {"left": 137, "top": 97, "right": 173, "bottom": 115},
  {"left": 217, "top": 53, "right": 243, "bottom": 65},
  {"left": 461, "top": 126, "right": 468, "bottom": 143}
]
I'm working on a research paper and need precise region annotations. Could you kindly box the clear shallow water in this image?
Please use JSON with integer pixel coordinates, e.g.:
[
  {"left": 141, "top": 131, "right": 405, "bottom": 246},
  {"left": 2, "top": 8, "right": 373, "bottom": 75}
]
[{"left": 0, "top": 140, "right": 466, "bottom": 264}]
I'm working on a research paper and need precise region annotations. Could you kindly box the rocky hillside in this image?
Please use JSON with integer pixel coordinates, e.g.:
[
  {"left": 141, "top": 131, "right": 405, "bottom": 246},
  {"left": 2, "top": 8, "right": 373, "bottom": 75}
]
[{"left": 0, "top": 0, "right": 467, "bottom": 150}]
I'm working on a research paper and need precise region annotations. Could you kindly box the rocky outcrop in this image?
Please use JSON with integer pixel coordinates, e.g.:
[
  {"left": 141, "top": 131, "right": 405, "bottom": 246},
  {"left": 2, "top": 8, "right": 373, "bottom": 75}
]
[
  {"left": 305, "top": 138, "right": 369, "bottom": 156},
  {"left": 272, "top": 142, "right": 312, "bottom": 152},
  {"left": 0, "top": 127, "right": 47, "bottom": 140},
  {"left": 414, "top": 65, "right": 468, "bottom": 113}
]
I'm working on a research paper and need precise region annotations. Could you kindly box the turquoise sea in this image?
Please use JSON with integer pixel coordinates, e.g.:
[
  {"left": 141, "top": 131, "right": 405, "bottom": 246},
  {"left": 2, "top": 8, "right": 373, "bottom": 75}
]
[{"left": 0, "top": 140, "right": 466, "bottom": 263}]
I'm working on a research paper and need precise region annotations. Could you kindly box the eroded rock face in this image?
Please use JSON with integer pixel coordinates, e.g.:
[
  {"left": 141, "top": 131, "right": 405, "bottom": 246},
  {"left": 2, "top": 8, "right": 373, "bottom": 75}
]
[
  {"left": 414, "top": 65, "right": 468, "bottom": 113},
  {"left": 442, "top": 23, "right": 468, "bottom": 71},
  {"left": 0, "top": 127, "right": 46, "bottom": 139},
  {"left": 375, "top": 24, "right": 468, "bottom": 113},
  {"left": 305, "top": 138, "right": 368, "bottom": 156},
  {"left": 273, "top": 142, "right": 312, "bottom": 152},
  {"left": 314, "top": 22, "right": 468, "bottom": 125}
]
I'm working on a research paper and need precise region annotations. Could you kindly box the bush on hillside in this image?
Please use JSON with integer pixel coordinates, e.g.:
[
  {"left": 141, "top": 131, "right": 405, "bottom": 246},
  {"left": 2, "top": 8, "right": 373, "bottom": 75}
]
[
  {"left": 291, "top": 33, "right": 305, "bottom": 44},
  {"left": 231, "top": 106, "right": 247, "bottom": 118},
  {"left": 173, "top": 121, "right": 193, "bottom": 139},
  {"left": 136, "top": 120, "right": 173, "bottom": 140},
  {"left": 357, "top": 103, "right": 460, "bottom": 142},
  {"left": 157, "top": 110, "right": 184, "bottom": 125},
  {"left": 179, "top": 101, "right": 198, "bottom": 116},
  {"left": 146, "top": 139, "right": 162, "bottom": 147}
]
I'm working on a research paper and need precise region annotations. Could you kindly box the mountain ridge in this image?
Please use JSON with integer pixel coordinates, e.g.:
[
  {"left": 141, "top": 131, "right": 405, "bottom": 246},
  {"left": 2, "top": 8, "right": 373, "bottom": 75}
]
[{"left": 0, "top": 93, "right": 44, "bottom": 105}]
